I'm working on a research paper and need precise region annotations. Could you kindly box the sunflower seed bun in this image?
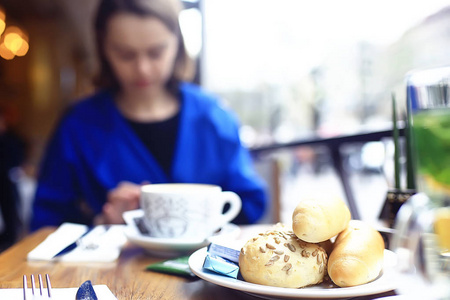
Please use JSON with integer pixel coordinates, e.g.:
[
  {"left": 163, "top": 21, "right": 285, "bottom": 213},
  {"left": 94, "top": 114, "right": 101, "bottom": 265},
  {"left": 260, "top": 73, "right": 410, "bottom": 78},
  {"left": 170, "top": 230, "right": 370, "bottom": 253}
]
[
  {"left": 273, "top": 222, "right": 334, "bottom": 255},
  {"left": 238, "top": 229, "right": 328, "bottom": 288}
]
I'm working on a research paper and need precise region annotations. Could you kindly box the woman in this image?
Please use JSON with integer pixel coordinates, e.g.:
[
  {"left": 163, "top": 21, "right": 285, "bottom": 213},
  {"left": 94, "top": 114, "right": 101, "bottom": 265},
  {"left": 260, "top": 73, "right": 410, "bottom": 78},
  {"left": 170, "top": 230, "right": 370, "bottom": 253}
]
[{"left": 30, "top": 0, "right": 267, "bottom": 230}]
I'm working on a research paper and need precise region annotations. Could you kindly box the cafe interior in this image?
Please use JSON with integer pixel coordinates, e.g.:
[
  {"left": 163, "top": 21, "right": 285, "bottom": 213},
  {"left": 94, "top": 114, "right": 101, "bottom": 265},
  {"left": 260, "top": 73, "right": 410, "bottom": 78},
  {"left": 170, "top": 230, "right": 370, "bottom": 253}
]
[{"left": 0, "top": 0, "right": 449, "bottom": 299}]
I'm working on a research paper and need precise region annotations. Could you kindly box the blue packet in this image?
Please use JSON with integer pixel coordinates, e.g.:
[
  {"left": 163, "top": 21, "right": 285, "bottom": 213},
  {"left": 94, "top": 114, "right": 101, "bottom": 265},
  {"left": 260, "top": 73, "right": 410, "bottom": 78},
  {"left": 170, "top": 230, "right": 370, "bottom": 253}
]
[
  {"left": 207, "top": 241, "right": 241, "bottom": 263},
  {"left": 203, "top": 253, "right": 239, "bottom": 278}
]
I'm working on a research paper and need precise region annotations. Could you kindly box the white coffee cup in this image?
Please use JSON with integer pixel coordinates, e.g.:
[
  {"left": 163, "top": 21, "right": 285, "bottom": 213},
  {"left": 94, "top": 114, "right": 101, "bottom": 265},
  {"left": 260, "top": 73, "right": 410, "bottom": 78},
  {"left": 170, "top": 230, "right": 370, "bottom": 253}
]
[{"left": 140, "top": 183, "right": 242, "bottom": 240}]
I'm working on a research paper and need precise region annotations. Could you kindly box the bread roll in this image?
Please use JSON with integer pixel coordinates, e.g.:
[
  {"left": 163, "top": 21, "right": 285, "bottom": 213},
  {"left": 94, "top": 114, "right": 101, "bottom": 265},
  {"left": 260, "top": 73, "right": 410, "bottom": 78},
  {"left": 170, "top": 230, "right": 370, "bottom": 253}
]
[
  {"left": 317, "top": 239, "right": 334, "bottom": 256},
  {"left": 273, "top": 222, "right": 335, "bottom": 255},
  {"left": 272, "top": 222, "right": 334, "bottom": 254},
  {"left": 239, "top": 229, "right": 327, "bottom": 288},
  {"left": 327, "top": 220, "right": 385, "bottom": 287},
  {"left": 292, "top": 196, "right": 351, "bottom": 243}
]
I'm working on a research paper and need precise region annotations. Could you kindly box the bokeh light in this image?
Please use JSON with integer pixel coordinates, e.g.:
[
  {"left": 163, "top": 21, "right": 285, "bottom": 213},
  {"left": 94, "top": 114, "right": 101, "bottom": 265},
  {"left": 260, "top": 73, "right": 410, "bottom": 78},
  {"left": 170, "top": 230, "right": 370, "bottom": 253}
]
[
  {"left": 0, "top": 7, "right": 5, "bottom": 36},
  {"left": 0, "top": 19, "right": 5, "bottom": 36},
  {"left": 15, "top": 40, "right": 29, "bottom": 56},
  {"left": 0, "top": 42, "right": 14, "bottom": 60},
  {"left": 0, "top": 8, "right": 29, "bottom": 60},
  {"left": 5, "top": 32, "right": 23, "bottom": 53},
  {"left": 0, "top": 25, "right": 29, "bottom": 59}
]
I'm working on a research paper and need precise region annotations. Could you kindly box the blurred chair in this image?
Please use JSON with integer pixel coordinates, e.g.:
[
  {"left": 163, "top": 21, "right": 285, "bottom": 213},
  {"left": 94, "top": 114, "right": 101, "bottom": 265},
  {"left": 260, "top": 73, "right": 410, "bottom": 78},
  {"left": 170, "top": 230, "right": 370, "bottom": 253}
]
[
  {"left": 0, "top": 108, "right": 27, "bottom": 251},
  {"left": 254, "top": 156, "right": 281, "bottom": 224},
  {"left": 0, "top": 169, "right": 22, "bottom": 252},
  {"left": 0, "top": 166, "right": 37, "bottom": 252}
]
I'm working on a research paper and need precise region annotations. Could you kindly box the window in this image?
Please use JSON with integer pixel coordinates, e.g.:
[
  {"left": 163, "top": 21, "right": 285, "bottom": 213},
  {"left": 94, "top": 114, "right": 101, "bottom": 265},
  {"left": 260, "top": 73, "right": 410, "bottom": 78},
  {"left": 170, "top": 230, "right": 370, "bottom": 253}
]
[{"left": 200, "top": 0, "right": 450, "bottom": 147}]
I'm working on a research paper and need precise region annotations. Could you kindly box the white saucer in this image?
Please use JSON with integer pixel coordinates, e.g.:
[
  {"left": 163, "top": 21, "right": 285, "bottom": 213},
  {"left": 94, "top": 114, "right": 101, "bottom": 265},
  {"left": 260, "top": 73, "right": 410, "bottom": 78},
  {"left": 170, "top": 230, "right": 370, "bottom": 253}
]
[
  {"left": 123, "top": 209, "right": 241, "bottom": 257},
  {"left": 189, "top": 247, "right": 398, "bottom": 299}
]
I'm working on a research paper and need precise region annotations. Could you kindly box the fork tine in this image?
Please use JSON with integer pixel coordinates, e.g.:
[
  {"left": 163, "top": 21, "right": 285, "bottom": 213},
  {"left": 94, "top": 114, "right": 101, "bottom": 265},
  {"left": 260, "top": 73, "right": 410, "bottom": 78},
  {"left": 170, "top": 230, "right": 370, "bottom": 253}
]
[
  {"left": 23, "top": 274, "right": 53, "bottom": 299},
  {"left": 45, "top": 274, "right": 52, "bottom": 298},
  {"left": 23, "top": 275, "right": 27, "bottom": 300},
  {"left": 38, "top": 274, "right": 44, "bottom": 296},
  {"left": 30, "top": 274, "right": 36, "bottom": 295}
]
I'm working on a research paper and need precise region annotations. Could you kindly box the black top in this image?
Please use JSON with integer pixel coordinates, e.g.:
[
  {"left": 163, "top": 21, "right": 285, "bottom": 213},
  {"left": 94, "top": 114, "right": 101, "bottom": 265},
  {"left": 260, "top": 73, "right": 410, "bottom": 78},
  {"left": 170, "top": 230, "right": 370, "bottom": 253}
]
[{"left": 126, "top": 112, "right": 180, "bottom": 178}]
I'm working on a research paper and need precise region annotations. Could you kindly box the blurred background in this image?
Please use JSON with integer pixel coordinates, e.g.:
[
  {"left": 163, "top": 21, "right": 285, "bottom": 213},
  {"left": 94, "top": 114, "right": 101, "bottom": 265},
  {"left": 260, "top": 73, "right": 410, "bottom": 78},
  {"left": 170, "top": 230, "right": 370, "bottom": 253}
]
[{"left": 1, "top": 0, "right": 450, "bottom": 241}]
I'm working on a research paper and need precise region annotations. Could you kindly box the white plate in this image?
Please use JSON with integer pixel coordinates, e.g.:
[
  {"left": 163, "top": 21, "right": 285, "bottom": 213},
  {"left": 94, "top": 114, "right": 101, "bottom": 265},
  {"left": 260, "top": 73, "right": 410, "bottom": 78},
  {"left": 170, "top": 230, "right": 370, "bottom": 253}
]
[
  {"left": 0, "top": 285, "right": 116, "bottom": 300},
  {"left": 123, "top": 210, "right": 241, "bottom": 256},
  {"left": 188, "top": 247, "right": 398, "bottom": 300}
]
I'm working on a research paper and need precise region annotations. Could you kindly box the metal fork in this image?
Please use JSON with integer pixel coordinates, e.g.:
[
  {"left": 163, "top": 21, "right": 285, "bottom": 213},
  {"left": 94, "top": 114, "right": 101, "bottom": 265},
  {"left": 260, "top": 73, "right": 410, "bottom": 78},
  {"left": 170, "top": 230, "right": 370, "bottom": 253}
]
[{"left": 22, "top": 274, "right": 52, "bottom": 299}]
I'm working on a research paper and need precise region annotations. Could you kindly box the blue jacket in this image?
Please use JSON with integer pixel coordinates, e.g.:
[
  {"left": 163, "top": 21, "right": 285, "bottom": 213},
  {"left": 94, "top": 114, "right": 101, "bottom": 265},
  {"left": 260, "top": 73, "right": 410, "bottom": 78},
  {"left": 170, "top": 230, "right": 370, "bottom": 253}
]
[{"left": 31, "top": 83, "right": 267, "bottom": 230}]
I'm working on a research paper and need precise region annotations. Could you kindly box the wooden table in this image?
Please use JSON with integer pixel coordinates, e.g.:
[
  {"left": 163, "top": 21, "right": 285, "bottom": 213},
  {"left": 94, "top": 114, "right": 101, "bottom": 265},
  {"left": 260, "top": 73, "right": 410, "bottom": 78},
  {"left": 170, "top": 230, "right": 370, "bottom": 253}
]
[{"left": 0, "top": 225, "right": 397, "bottom": 300}]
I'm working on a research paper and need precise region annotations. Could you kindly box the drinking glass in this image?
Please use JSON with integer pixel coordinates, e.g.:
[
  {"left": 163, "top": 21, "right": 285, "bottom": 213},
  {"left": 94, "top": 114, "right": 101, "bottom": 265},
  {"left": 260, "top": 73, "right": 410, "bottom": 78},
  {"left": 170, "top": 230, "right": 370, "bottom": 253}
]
[{"left": 392, "top": 66, "right": 450, "bottom": 299}]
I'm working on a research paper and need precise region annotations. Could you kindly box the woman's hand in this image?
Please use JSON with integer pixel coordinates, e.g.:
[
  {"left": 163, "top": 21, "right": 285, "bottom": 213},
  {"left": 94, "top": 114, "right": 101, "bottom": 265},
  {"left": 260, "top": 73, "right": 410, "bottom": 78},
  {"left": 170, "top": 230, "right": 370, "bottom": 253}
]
[{"left": 96, "top": 181, "right": 144, "bottom": 224}]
